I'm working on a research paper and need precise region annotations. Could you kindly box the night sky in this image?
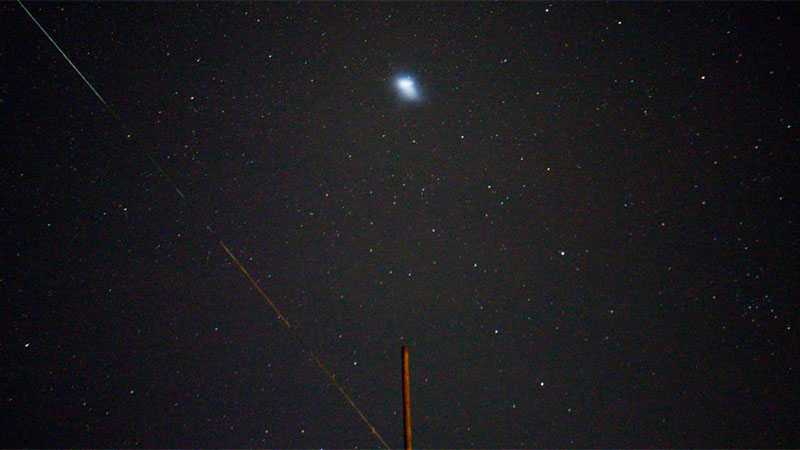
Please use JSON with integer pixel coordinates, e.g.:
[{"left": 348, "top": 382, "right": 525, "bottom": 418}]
[{"left": 2, "top": 2, "right": 800, "bottom": 448}]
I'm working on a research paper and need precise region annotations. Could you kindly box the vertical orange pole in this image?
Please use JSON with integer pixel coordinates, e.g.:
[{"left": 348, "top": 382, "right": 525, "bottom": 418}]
[{"left": 402, "top": 345, "right": 412, "bottom": 450}]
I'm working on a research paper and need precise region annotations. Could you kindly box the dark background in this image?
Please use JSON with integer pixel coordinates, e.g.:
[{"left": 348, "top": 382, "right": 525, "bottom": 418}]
[{"left": 2, "top": 2, "right": 799, "bottom": 448}]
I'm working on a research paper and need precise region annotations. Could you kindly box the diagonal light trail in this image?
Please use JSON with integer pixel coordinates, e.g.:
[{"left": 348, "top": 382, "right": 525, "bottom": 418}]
[{"left": 16, "top": 2, "right": 390, "bottom": 448}]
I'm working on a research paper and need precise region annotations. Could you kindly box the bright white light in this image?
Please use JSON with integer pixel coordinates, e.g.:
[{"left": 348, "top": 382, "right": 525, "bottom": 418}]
[{"left": 395, "top": 76, "right": 420, "bottom": 101}]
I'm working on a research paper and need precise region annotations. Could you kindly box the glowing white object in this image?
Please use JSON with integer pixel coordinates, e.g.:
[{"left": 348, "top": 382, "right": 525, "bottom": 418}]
[{"left": 395, "top": 76, "right": 420, "bottom": 101}]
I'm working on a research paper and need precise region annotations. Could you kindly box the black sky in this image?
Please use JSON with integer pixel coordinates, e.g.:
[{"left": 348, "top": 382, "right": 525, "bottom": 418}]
[{"left": 2, "top": 2, "right": 800, "bottom": 448}]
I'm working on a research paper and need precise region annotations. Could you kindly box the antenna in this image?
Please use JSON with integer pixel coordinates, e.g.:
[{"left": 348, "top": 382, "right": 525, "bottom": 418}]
[{"left": 402, "top": 345, "right": 412, "bottom": 450}]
